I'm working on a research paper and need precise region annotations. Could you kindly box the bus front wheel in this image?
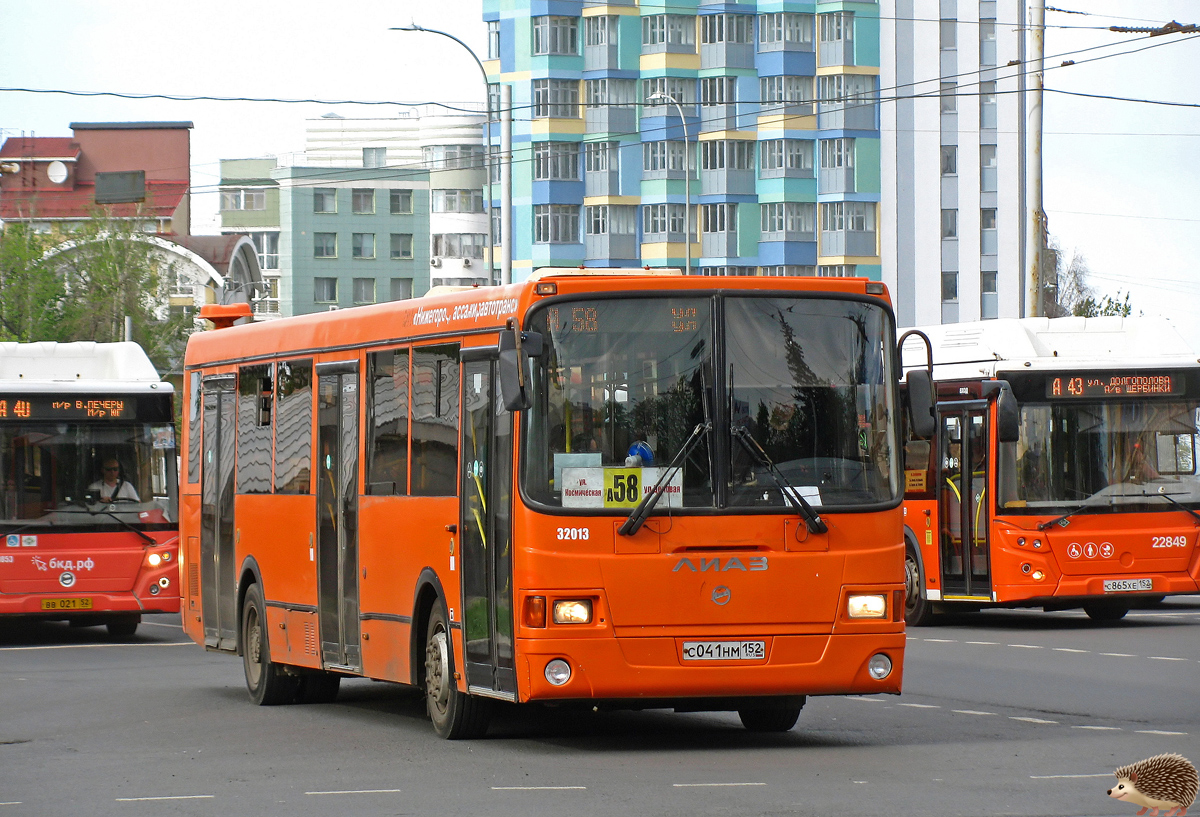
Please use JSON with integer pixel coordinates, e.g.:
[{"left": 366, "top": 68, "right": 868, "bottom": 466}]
[
  {"left": 904, "top": 545, "right": 935, "bottom": 626},
  {"left": 424, "top": 602, "right": 490, "bottom": 739},
  {"left": 738, "top": 697, "right": 805, "bottom": 732},
  {"left": 242, "top": 583, "right": 298, "bottom": 706}
]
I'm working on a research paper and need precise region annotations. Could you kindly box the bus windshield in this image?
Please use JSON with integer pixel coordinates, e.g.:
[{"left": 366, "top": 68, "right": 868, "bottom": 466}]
[
  {"left": 999, "top": 401, "right": 1200, "bottom": 513},
  {"left": 523, "top": 294, "right": 899, "bottom": 512},
  {"left": 0, "top": 422, "right": 178, "bottom": 525}
]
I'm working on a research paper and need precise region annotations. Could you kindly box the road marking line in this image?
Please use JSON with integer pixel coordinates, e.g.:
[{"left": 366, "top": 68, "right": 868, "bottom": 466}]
[
  {"left": 1148, "top": 656, "right": 1187, "bottom": 661},
  {"left": 965, "top": 641, "right": 997, "bottom": 645},
  {"left": 1072, "top": 726, "right": 1121, "bottom": 731},
  {"left": 673, "top": 783, "right": 766, "bottom": 788},
  {"left": 1053, "top": 648, "right": 1089, "bottom": 653},
  {"left": 141, "top": 621, "right": 184, "bottom": 629},
  {"left": 841, "top": 696, "right": 886, "bottom": 702},
  {"left": 1136, "top": 730, "right": 1188, "bottom": 736},
  {"left": 1011, "top": 717, "right": 1058, "bottom": 724},
  {"left": 1031, "top": 774, "right": 1111, "bottom": 779},
  {"left": 0, "top": 803, "right": 21, "bottom": 806},
  {"left": 952, "top": 710, "right": 996, "bottom": 716},
  {"left": 115, "top": 795, "right": 214, "bottom": 802},
  {"left": 1100, "top": 653, "right": 1136, "bottom": 657},
  {"left": 0, "top": 642, "right": 192, "bottom": 652},
  {"left": 898, "top": 703, "right": 940, "bottom": 708},
  {"left": 491, "top": 787, "right": 587, "bottom": 791},
  {"left": 1008, "top": 644, "right": 1043, "bottom": 649},
  {"left": 305, "top": 789, "right": 402, "bottom": 795},
  {"left": 923, "top": 638, "right": 957, "bottom": 643}
]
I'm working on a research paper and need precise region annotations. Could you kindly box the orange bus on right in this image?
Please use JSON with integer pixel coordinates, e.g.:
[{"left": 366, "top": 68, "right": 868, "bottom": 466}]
[{"left": 900, "top": 316, "right": 1200, "bottom": 625}]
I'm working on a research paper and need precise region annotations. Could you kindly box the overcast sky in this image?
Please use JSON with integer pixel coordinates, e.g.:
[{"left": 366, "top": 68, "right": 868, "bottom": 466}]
[{"left": 2, "top": 0, "right": 1198, "bottom": 341}]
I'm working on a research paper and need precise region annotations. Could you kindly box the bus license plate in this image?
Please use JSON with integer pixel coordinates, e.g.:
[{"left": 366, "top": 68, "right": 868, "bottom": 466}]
[
  {"left": 682, "top": 641, "right": 766, "bottom": 661},
  {"left": 1103, "top": 578, "right": 1153, "bottom": 593},
  {"left": 41, "top": 598, "right": 93, "bottom": 611}
]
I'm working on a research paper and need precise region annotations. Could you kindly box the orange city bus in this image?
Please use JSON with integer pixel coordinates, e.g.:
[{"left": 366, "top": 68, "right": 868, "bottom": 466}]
[
  {"left": 900, "top": 317, "right": 1200, "bottom": 625},
  {"left": 0, "top": 342, "right": 180, "bottom": 637},
  {"left": 180, "top": 269, "right": 921, "bottom": 738}
]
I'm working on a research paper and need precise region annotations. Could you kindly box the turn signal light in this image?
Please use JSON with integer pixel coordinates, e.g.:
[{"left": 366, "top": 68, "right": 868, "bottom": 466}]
[
  {"left": 523, "top": 595, "right": 547, "bottom": 628},
  {"left": 553, "top": 600, "right": 592, "bottom": 624}
]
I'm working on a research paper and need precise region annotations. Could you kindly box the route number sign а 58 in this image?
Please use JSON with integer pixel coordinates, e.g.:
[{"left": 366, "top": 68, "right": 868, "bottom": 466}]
[{"left": 561, "top": 467, "right": 683, "bottom": 509}]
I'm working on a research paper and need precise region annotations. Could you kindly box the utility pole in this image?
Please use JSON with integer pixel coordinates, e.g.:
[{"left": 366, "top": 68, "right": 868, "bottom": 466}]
[{"left": 1026, "top": 0, "right": 1045, "bottom": 317}]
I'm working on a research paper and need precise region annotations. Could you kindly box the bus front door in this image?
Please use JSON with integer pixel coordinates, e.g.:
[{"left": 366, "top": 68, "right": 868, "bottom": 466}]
[
  {"left": 316, "top": 363, "right": 361, "bottom": 672},
  {"left": 459, "top": 359, "right": 517, "bottom": 700},
  {"left": 938, "top": 408, "right": 992, "bottom": 600},
  {"left": 201, "top": 376, "right": 238, "bottom": 651}
]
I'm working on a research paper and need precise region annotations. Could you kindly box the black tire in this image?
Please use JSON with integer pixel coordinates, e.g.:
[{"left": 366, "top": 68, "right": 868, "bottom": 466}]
[
  {"left": 106, "top": 614, "right": 141, "bottom": 638},
  {"left": 738, "top": 697, "right": 806, "bottom": 733},
  {"left": 904, "top": 544, "right": 935, "bottom": 626},
  {"left": 296, "top": 672, "right": 341, "bottom": 704},
  {"left": 1084, "top": 601, "right": 1130, "bottom": 622},
  {"left": 242, "top": 583, "right": 298, "bottom": 705},
  {"left": 424, "top": 602, "right": 490, "bottom": 739}
]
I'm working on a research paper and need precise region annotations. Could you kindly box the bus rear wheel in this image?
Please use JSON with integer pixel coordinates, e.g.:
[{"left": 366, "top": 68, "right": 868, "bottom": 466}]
[
  {"left": 242, "top": 583, "right": 298, "bottom": 706},
  {"left": 424, "top": 602, "right": 490, "bottom": 739},
  {"left": 106, "top": 614, "right": 141, "bottom": 638},
  {"left": 738, "top": 697, "right": 805, "bottom": 732},
  {"left": 904, "top": 545, "right": 934, "bottom": 626},
  {"left": 1083, "top": 601, "right": 1130, "bottom": 622}
]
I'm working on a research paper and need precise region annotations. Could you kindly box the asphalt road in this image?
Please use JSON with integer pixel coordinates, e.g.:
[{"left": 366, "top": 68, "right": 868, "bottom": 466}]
[{"left": 1, "top": 600, "right": 1197, "bottom": 817}]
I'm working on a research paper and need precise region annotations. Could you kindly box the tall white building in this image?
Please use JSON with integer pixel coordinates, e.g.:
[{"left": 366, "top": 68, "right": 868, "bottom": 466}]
[{"left": 881, "top": 0, "right": 1029, "bottom": 326}]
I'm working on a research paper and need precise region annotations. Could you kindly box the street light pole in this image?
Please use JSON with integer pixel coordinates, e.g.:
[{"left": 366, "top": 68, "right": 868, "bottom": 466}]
[
  {"left": 647, "top": 93, "right": 691, "bottom": 274},
  {"left": 392, "top": 24, "right": 496, "bottom": 285}
]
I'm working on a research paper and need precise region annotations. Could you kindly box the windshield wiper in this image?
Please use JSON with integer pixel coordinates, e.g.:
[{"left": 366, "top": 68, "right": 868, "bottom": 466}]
[
  {"left": 0, "top": 520, "right": 51, "bottom": 536},
  {"left": 89, "top": 506, "right": 156, "bottom": 544},
  {"left": 1037, "top": 503, "right": 1095, "bottom": 531},
  {"left": 618, "top": 421, "right": 711, "bottom": 537},
  {"left": 1149, "top": 487, "right": 1200, "bottom": 526},
  {"left": 732, "top": 427, "right": 827, "bottom": 534}
]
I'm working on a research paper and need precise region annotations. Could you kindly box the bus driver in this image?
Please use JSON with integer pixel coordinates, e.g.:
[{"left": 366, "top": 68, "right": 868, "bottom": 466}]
[{"left": 89, "top": 458, "right": 140, "bottom": 502}]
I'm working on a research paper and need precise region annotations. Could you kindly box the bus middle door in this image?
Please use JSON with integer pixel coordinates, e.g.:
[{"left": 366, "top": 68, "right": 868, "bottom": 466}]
[
  {"left": 316, "top": 362, "right": 361, "bottom": 673},
  {"left": 937, "top": 404, "right": 993, "bottom": 600},
  {"left": 459, "top": 357, "right": 516, "bottom": 700},
  {"left": 200, "top": 374, "right": 237, "bottom": 651}
]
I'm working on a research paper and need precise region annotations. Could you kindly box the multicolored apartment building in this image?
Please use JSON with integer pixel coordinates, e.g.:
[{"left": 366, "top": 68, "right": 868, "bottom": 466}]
[{"left": 482, "top": 0, "right": 881, "bottom": 280}]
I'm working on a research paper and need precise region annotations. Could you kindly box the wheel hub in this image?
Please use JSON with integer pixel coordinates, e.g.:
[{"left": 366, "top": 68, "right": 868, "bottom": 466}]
[{"left": 425, "top": 627, "right": 450, "bottom": 711}]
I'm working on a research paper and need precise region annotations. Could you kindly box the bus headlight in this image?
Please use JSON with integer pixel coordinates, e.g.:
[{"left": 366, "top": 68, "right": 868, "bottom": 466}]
[
  {"left": 868, "top": 653, "right": 893, "bottom": 680},
  {"left": 147, "top": 553, "right": 163, "bottom": 567},
  {"left": 553, "top": 600, "right": 592, "bottom": 624},
  {"left": 848, "top": 594, "right": 888, "bottom": 619},
  {"left": 545, "top": 659, "right": 572, "bottom": 686}
]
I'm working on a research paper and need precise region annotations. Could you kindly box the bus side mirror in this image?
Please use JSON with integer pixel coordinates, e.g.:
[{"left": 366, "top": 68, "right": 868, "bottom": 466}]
[
  {"left": 983, "top": 380, "right": 1021, "bottom": 443},
  {"left": 498, "top": 329, "right": 543, "bottom": 412},
  {"left": 906, "top": 369, "right": 936, "bottom": 439}
]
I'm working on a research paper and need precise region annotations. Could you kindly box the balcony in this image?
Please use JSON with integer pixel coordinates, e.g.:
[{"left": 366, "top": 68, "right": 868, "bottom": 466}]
[
  {"left": 700, "top": 41, "right": 754, "bottom": 70},
  {"left": 821, "top": 228, "right": 876, "bottom": 256},
  {"left": 701, "top": 231, "right": 737, "bottom": 258},
  {"left": 817, "top": 99, "right": 874, "bottom": 130},
  {"left": 700, "top": 167, "right": 755, "bottom": 196},
  {"left": 818, "top": 165, "right": 855, "bottom": 194},
  {"left": 585, "top": 105, "right": 637, "bottom": 136},
  {"left": 585, "top": 169, "right": 620, "bottom": 197},
  {"left": 585, "top": 233, "right": 638, "bottom": 261},
  {"left": 700, "top": 104, "right": 738, "bottom": 132},
  {"left": 584, "top": 43, "right": 619, "bottom": 71}
]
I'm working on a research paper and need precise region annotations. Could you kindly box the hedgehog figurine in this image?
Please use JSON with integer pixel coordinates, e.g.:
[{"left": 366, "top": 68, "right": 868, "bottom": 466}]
[{"left": 1108, "top": 753, "right": 1198, "bottom": 817}]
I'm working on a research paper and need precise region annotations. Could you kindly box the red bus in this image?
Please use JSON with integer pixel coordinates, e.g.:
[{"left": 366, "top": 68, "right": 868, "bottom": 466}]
[
  {"left": 900, "top": 317, "right": 1200, "bottom": 624},
  {"left": 0, "top": 342, "right": 179, "bottom": 637},
  {"left": 181, "top": 270, "right": 922, "bottom": 737}
]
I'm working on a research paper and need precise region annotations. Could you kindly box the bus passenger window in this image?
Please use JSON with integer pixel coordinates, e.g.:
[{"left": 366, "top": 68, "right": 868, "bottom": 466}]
[
  {"left": 275, "top": 359, "right": 313, "bottom": 494},
  {"left": 411, "top": 345, "right": 459, "bottom": 497},
  {"left": 367, "top": 348, "right": 410, "bottom": 495},
  {"left": 188, "top": 371, "right": 201, "bottom": 484},
  {"left": 238, "top": 364, "right": 273, "bottom": 494}
]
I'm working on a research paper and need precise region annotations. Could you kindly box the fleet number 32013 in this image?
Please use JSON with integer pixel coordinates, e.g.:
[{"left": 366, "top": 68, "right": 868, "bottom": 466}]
[
  {"left": 556, "top": 527, "right": 590, "bottom": 540},
  {"left": 1151, "top": 535, "right": 1188, "bottom": 548}
]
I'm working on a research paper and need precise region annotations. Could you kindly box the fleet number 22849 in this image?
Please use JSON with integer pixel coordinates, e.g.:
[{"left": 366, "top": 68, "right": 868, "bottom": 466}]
[{"left": 1151, "top": 535, "right": 1188, "bottom": 548}]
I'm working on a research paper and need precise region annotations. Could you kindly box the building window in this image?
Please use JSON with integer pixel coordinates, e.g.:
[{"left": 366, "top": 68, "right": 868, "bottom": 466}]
[
  {"left": 353, "top": 278, "right": 376, "bottom": 304},
  {"left": 585, "top": 78, "right": 635, "bottom": 109},
  {"left": 641, "top": 15, "right": 695, "bottom": 50},
  {"left": 352, "top": 189, "right": 375, "bottom": 214},
  {"left": 390, "top": 233, "right": 413, "bottom": 259},
  {"left": 981, "top": 207, "right": 998, "bottom": 254},
  {"left": 760, "top": 265, "right": 817, "bottom": 276},
  {"left": 533, "top": 142, "right": 580, "bottom": 180},
  {"left": 940, "top": 82, "right": 957, "bottom": 113},
  {"left": 701, "top": 14, "right": 752, "bottom": 44},
  {"left": 760, "top": 202, "right": 815, "bottom": 239},
  {"left": 391, "top": 278, "right": 413, "bottom": 301},
  {"left": 760, "top": 139, "right": 814, "bottom": 178},
  {"left": 532, "top": 79, "right": 580, "bottom": 118},
  {"left": 819, "top": 12, "right": 853, "bottom": 45},
  {"left": 432, "top": 234, "right": 487, "bottom": 259},
  {"left": 941, "top": 145, "right": 957, "bottom": 175},
  {"left": 314, "top": 277, "right": 338, "bottom": 303},
  {"left": 701, "top": 140, "right": 753, "bottom": 170},
  {"left": 759, "top": 75, "right": 813, "bottom": 113},
  {"left": 390, "top": 189, "right": 413, "bottom": 214},
  {"left": 758, "top": 13, "right": 813, "bottom": 50},
  {"left": 249, "top": 231, "right": 279, "bottom": 270},
  {"left": 700, "top": 76, "right": 737, "bottom": 107},
  {"left": 585, "top": 204, "right": 636, "bottom": 235},
  {"left": 584, "top": 141, "right": 616, "bottom": 173},
  {"left": 220, "top": 188, "right": 266, "bottom": 211},
  {"left": 981, "top": 144, "right": 998, "bottom": 192},
  {"left": 941, "top": 209, "right": 958, "bottom": 239},
  {"left": 979, "top": 20, "right": 997, "bottom": 65},
  {"left": 585, "top": 15, "right": 614, "bottom": 46},
  {"left": 642, "top": 203, "right": 689, "bottom": 239},
  {"left": 698, "top": 266, "right": 755, "bottom": 277},
  {"left": 363, "top": 147, "right": 387, "bottom": 168},
  {"left": 423, "top": 145, "right": 484, "bottom": 170},
  {"left": 533, "top": 204, "right": 580, "bottom": 244},
  {"left": 820, "top": 138, "right": 854, "bottom": 170},
  {"left": 980, "top": 81, "right": 998, "bottom": 128},
  {"left": 432, "top": 189, "right": 485, "bottom": 213},
  {"left": 313, "top": 189, "right": 336, "bottom": 213},
  {"left": 818, "top": 264, "right": 857, "bottom": 278},
  {"left": 702, "top": 203, "right": 737, "bottom": 234},
  {"left": 533, "top": 15, "right": 579, "bottom": 55},
  {"left": 314, "top": 232, "right": 337, "bottom": 258},
  {"left": 940, "top": 19, "right": 956, "bottom": 50},
  {"left": 352, "top": 233, "right": 375, "bottom": 259},
  {"left": 487, "top": 20, "right": 500, "bottom": 59},
  {"left": 642, "top": 141, "right": 692, "bottom": 178},
  {"left": 642, "top": 76, "right": 695, "bottom": 108},
  {"left": 941, "top": 271, "right": 959, "bottom": 302},
  {"left": 820, "top": 201, "right": 875, "bottom": 231}
]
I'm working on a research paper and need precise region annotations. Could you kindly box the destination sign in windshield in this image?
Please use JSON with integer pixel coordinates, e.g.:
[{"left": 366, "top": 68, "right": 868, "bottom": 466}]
[
  {"left": 0, "top": 396, "right": 135, "bottom": 420},
  {"left": 1046, "top": 373, "right": 1183, "bottom": 399}
]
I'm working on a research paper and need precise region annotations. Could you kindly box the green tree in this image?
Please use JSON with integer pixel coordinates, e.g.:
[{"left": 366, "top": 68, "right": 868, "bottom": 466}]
[{"left": 0, "top": 224, "right": 67, "bottom": 341}]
